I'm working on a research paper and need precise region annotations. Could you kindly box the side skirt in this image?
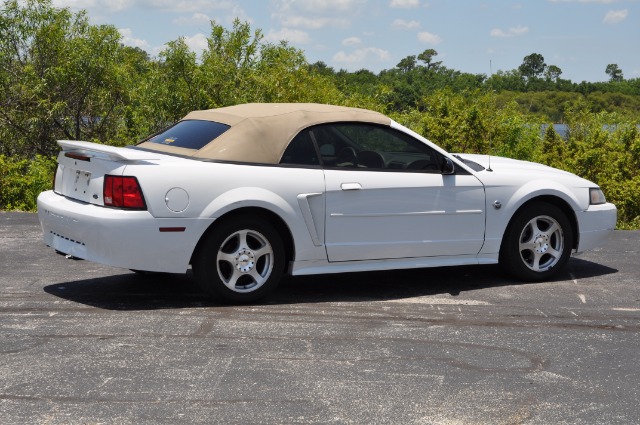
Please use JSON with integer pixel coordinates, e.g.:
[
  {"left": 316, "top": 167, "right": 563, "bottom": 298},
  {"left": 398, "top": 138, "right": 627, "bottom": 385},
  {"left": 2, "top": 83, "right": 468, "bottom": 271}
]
[{"left": 289, "top": 254, "right": 499, "bottom": 276}]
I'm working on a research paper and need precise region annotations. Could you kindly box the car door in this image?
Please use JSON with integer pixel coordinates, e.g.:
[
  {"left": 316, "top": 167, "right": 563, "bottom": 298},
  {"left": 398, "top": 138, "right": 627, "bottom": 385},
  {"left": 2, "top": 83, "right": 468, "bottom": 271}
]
[{"left": 313, "top": 123, "right": 486, "bottom": 262}]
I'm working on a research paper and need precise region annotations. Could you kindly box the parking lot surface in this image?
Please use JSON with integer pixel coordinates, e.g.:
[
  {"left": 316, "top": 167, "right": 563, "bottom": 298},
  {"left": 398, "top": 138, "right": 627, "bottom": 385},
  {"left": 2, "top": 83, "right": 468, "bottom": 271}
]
[{"left": 0, "top": 211, "right": 639, "bottom": 424}]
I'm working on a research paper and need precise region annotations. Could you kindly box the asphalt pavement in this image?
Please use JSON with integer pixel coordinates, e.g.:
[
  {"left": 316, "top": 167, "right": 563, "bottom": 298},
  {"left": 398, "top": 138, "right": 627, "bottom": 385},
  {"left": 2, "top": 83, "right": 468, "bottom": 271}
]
[{"left": 0, "top": 211, "right": 639, "bottom": 424}]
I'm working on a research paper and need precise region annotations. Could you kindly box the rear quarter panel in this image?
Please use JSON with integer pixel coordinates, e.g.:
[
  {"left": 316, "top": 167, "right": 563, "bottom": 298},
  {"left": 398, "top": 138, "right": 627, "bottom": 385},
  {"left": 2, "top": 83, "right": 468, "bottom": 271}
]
[{"left": 124, "top": 159, "right": 327, "bottom": 262}]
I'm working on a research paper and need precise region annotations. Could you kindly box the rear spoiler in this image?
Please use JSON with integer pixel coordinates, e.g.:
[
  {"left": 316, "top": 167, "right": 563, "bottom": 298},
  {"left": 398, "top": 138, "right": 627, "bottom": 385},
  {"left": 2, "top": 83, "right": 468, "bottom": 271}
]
[{"left": 57, "top": 140, "right": 161, "bottom": 162}]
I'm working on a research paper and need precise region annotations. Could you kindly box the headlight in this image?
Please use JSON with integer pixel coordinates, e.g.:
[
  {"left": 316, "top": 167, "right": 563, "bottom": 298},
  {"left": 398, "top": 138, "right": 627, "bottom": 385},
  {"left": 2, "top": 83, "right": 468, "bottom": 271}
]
[{"left": 589, "top": 188, "right": 607, "bottom": 205}]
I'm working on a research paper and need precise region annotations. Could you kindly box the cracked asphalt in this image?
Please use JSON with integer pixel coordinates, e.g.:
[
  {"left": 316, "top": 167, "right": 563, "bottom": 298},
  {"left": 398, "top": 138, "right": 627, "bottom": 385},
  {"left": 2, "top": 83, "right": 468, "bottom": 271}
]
[{"left": 1, "top": 211, "right": 639, "bottom": 424}]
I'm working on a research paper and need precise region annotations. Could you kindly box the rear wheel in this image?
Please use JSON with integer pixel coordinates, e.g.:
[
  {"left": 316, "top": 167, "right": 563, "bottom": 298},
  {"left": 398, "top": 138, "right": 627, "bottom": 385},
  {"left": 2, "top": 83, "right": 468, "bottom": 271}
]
[
  {"left": 500, "top": 203, "right": 573, "bottom": 281},
  {"left": 193, "top": 216, "right": 285, "bottom": 303}
]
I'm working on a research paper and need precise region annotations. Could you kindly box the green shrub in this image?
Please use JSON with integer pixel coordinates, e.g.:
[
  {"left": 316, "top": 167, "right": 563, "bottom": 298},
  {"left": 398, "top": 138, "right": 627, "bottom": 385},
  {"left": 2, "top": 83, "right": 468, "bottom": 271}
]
[
  {"left": 537, "top": 105, "right": 640, "bottom": 228},
  {"left": 0, "top": 155, "right": 56, "bottom": 211}
]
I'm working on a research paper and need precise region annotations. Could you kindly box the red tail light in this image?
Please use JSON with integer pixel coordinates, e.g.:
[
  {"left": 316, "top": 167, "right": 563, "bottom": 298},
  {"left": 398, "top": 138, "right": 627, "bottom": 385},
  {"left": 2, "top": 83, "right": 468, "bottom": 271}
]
[{"left": 103, "top": 175, "right": 146, "bottom": 210}]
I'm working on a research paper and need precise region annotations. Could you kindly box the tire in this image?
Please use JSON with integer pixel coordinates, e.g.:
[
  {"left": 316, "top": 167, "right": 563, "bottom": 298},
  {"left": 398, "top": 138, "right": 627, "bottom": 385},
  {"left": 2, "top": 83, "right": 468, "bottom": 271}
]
[
  {"left": 193, "top": 216, "right": 285, "bottom": 303},
  {"left": 500, "top": 203, "right": 573, "bottom": 281}
]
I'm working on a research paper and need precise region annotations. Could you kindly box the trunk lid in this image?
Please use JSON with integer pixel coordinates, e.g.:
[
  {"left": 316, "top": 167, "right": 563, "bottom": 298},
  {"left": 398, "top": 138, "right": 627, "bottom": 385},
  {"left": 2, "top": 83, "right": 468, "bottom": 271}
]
[{"left": 54, "top": 140, "right": 160, "bottom": 206}]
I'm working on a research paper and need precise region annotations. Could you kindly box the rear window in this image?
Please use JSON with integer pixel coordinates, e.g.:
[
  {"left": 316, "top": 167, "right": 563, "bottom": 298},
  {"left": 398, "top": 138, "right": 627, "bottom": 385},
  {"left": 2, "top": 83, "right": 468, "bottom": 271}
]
[{"left": 146, "top": 120, "right": 230, "bottom": 150}]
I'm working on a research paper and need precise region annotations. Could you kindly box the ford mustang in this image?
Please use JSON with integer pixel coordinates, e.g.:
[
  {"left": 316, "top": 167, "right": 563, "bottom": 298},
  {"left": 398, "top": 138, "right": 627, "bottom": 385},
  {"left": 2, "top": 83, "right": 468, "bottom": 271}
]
[{"left": 37, "top": 103, "right": 617, "bottom": 302}]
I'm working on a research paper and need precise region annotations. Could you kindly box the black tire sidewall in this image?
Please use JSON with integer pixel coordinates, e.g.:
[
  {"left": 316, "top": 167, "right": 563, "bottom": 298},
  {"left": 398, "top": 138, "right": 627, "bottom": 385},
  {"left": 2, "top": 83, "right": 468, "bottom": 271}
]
[
  {"left": 500, "top": 203, "right": 573, "bottom": 281},
  {"left": 194, "top": 216, "right": 285, "bottom": 303}
]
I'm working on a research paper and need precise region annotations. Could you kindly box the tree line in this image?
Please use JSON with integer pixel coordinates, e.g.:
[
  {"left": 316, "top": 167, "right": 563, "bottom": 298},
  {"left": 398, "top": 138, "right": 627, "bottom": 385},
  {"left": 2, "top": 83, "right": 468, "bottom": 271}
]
[{"left": 1, "top": 0, "right": 639, "bottom": 228}]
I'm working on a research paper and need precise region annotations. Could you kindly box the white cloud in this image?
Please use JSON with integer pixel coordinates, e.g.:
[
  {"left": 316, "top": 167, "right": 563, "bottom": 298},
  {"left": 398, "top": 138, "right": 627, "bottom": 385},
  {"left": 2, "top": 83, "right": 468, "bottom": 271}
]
[
  {"left": 227, "top": 4, "right": 252, "bottom": 24},
  {"left": 333, "top": 47, "right": 391, "bottom": 64},
  {"left": 54, "top": 0, "right": 238, "bottom": 13},
  {"left": 265, "top": 28, "right": 311, "bottom": 44},
  {"left": 172, "top": 12, "right": 211, "bottom": 26},
  {"left": 118, "top": 28, "right": 149, "bottom": 49},
  {"left": 603, "top": 9, "right": 628, "bottom": 24},
  {"left": 389, "top": 0, "right": 420, "bottom": 8},
  {"left": 548, "top": 0, "right": 616, "bottom": 3},
  {"left": 104, "top": 0, "right": 132, "bottom": 10},
  {"left": 417, "top": 31, "right": 442, "bottom": 44},
  {"left": 52, "top": 0, "right": 94, "bottom": 7},
  {"left": 183, "top": 33, "right": 208, "bottom": 54},
  {"left": 271, "top": 0, "right": 362, "bottom": 30},
  {"left": 490, "top": 25, "right": 529, "bottom": 38},
  {"left": 279, "top": 15, "right": 349, "bottom": 29},
  {"left": 276, "top": 0, "right": 365, "bottom": 13},
  {"left": 139, "top": 0, "right": 233, "bottom": 12},
  {"left": 391, "top": 19, "right": 420, "bottom": 30},
  {"left": 53, "top": 0, "right": 133, "bottom": 11},
  {"left": 342, "top": 37, "right": 362, "bottom": 46}
]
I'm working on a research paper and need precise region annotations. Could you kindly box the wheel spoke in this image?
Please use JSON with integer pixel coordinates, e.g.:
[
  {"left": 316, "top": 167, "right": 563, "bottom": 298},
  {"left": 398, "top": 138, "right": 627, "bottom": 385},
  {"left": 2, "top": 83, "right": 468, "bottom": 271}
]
[
  {"left": 253, "top": 244, "right": 273, "bottom": 260},
  {"left": 236, "top": 230, "right": 250, "bottom": 250},
  {"left": 519, "top": 241, "right": 531, "bottom": 252},
  {"left": 248, "top": 268, "right": 268, "bottom": 285},
  {"left": 546, "top": 247, "right": 561, "bottom": 259},
  {"left": 217, "top": 251, "right": 236, "bottom": 265},
  {"left": 546, "top": 222, "right": 560, "bottom": 237},
  {"left": 520, "top": 222, "right": 535, "bottom": 244},
  {"left": 221, "top": 268, "right": 243, "bottom": 290},
  {"left": 530, "top": 252, "right": 543, "bottom": 271},
  {"left": 531, "top": 219, "right": 545, "bottom": 236}
]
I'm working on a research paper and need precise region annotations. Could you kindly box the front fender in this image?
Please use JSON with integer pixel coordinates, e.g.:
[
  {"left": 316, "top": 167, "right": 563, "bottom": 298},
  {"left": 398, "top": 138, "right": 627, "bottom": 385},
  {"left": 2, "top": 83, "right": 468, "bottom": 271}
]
[
  {"left": 503, "top": 180, "right": 583, "bottom": 214},
  {"left": 481, "top": 180, "right": 584, "bottom": 255}
]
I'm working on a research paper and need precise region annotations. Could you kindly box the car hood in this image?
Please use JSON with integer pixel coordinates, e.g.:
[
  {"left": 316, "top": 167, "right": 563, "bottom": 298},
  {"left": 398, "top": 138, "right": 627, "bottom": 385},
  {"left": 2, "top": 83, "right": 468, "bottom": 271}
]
[{"left": 453, "top": 154, "right": 575, "bottom": 177}]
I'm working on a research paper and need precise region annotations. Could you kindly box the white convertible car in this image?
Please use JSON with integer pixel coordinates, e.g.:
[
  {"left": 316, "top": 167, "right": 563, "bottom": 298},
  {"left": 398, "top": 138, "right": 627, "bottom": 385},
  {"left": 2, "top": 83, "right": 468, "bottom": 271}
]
[{"left": 38, "top": 103, "right": 617, "bottom": 302}]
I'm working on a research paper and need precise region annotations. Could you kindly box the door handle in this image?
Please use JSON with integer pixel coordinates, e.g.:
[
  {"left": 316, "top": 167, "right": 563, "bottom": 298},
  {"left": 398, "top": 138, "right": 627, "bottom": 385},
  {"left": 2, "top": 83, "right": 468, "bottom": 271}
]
[{"left": 341, "top": 182, "right": 362, "bottom": 191}]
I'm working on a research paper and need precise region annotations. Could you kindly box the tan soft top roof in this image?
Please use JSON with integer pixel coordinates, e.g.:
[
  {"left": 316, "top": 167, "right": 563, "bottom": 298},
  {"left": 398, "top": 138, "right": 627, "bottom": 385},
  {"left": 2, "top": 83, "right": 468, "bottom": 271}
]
[{"left": 137, "top": 103, "right": 391, "bottom": 164}]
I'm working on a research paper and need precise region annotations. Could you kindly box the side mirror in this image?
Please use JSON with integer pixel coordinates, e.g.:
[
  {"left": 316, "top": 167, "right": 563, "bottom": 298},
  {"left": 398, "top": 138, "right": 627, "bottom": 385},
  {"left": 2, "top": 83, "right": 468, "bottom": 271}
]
[{"left": 442, "top": 157, "right": 455, "bottom": 175}]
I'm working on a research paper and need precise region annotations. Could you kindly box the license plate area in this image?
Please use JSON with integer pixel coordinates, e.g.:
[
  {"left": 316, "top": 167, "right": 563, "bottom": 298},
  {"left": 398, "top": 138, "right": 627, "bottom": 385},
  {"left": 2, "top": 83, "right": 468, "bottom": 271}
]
[
  {"left": 73, "top": 170, "right": 91, "bottom": 197},
  {"left": 60, "top": 167, "right": 93, "bottom": 203}
]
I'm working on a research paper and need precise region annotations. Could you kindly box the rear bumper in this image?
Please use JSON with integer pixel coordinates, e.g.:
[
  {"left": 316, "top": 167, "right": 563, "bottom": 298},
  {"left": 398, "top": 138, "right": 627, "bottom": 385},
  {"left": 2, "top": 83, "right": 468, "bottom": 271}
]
[
  {"left": 37, "top": 191, "right": 213, "bottom": 273},
  {"left": 576, "top": 202, "right": 617, "bottom": 253}
]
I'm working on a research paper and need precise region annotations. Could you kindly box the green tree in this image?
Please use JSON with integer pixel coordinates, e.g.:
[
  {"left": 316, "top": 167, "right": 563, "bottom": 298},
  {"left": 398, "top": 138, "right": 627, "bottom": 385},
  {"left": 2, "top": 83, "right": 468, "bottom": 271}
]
[
  {"left": 518, "top": 53, "right": 546, "bottom": 79},
  {"left": 539, "top": 124, "right": 565, "bottom": 167},
  {"left": 396, "top": 55, "right": 417, "bottom": 73},
  {"left": 198, "top": 19, "right": 263, "bottom": 107},
  {"left": 308, "top": 61, "right": 335, "bottom": 77},
  {"left": 605, "top": 64, "right": 623, "bottom": 82},
  {"left": 486, "top": 70, "right": 526, "bottom": 92},
  {"left": 417, "top": 49, "right": 441, "bottom": 70},
  {"left": 0, "top": 0, "right": 134, "bottom": 156},
  {"left": 544, "top": 65, "right": 562, "bottom": 82},
  {"left": 152, "top": 37, "right": 204, "bottom": 124},
  {"left": 399, "top": 88, "right": 540, "bottom": 159}
]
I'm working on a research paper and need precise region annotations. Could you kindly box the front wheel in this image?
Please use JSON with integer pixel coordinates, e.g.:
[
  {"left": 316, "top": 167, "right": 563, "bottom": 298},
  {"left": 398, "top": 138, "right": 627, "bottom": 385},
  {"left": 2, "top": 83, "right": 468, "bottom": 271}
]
[
  {"left": 193, "top": 216, "right": 285, "bottom": 303},
  {"left": 500, "top": 203, "right": 573, "bottom": 281}
]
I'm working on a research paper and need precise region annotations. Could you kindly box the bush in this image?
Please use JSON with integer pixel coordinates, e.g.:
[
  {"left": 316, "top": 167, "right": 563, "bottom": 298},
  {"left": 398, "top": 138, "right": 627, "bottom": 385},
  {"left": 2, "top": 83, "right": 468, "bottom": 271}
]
[
  {"left": 394, "top": 91, "right": 640, "bottom": 228},
  {"left": 536, "top": 104, "right": 640, "bottom": 228},
  {"left": 0, "top": 155, "right": 56, "bottom": 211}
]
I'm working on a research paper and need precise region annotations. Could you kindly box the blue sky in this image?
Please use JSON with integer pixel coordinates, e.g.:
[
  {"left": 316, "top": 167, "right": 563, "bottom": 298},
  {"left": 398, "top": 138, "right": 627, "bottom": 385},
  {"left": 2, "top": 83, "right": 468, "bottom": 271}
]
[{"left": 52, "top": 0, "right": 640, "bottom": 83}]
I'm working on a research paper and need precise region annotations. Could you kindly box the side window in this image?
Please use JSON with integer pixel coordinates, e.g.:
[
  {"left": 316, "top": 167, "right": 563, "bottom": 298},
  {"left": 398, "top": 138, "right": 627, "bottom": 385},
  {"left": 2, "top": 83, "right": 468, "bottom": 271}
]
[
  {"left": 311, "top": 123, "right": 442, "bottom": 172},
  {"left": 280, "top": 130, "right": 320, "bottom": 166}
]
